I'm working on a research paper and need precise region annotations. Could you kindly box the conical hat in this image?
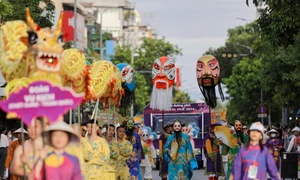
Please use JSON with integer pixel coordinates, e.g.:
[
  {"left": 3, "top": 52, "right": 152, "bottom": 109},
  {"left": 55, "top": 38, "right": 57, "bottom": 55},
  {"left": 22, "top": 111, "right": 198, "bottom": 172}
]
[
  {"left": 44, "top": 121, "right": 79, "bottom": 145},
  {"left": 13, "top": 128, "right": 28, "bottom": 134},
  {"left": 267, "top": 129, "right": 279, "bottom": 137}
]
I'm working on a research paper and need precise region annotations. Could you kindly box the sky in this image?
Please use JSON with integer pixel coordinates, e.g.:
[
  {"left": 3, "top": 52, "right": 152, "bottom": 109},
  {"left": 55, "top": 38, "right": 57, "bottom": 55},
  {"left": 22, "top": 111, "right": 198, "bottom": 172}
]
[{"left": 131, "top": 0, "right": 257, "bottom": 101}]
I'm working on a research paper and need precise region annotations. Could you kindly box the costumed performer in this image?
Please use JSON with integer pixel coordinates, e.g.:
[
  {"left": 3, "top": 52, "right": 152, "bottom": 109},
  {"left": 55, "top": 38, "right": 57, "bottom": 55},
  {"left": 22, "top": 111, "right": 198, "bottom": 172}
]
[
  {"left": 104, "top": 124, "right": 120, "bottom": 179},
  {"left": 286, "top": 126, "right": 300, "bottom": 171},
  {"left": 159, "top": 122, "right": 173, "bottom": 180},
  {"left": 33, "top": 121, "right": 82, "bottom": 180},
  {"left": 81, "top": 120, "right": 111, "bottom": 179},
  {"left": 140, "top": 126, "right": 157, "bottom": 180},
  {"left": 163, "top": 119, "right": 198, "bottom": 180},
  {"left": 221, "top": 120, "right": 248, "bottom": 179},
  {"left": 204, "top": 122, "right": 225, "bottom": 180},
  {"left": 114, "top": 125, "right": 133, "bottom": 180},
  {"left": 265, "top": 129, "right": 282, "bottom": 170},
  {"left": 181, "top": 122, "right": 200, "bottom": 149},
  {"left": 124, "top": 118, "right": 145, "bottom": 180}
]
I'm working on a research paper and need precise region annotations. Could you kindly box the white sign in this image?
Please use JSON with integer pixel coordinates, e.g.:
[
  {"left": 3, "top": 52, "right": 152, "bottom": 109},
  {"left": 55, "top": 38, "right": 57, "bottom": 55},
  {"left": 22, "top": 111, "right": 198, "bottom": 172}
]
[{"left": 258, "top": 113, "right": 267, "bottom": 118}]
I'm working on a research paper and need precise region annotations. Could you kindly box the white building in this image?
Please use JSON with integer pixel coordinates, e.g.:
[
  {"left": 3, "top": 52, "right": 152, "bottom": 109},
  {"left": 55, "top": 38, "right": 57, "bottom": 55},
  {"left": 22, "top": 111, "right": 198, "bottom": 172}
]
[
  {"left": 80, "top": 0, "right": 134, "bottom": 44},
  {"left": 122, "top": 10, "right": 153, "bottom": 47}
]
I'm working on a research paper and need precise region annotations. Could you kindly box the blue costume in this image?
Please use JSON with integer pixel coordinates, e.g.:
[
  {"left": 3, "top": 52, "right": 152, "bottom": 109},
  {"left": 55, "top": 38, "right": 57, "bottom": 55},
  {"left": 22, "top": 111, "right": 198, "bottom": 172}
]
[
  {"left": 126, "top": 131, "right": 145, "bottom": 178},
  {"left": 163, "top": 133, "right": 198, "bottom": 180}
]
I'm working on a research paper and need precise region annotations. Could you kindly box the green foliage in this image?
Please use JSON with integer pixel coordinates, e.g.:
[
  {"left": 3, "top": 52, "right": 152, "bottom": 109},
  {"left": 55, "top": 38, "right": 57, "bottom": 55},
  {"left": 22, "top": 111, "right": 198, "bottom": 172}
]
[
  {"left": 256, "top": 2, "right": 300, "bottom": 48},
  {"left": 173, "top": 89, "right": 191, "bottom": 103},
  {"left": 224, "top": 58, "right": 262, "bottom": 123},
  {"left": 259, "top": 35, "right": 300, "bottom": 106},
  {"left": 133, "top": 73, "right": 150, "bottom": 114},
  {"left": 111, "top": 37, "right": 182, "bottom": 113},
  {"left": 0, "top": 0, "right": 55, "bottom": 28},
  {"left": 204, "top": 23, "right": 258, "bottom": 78}
]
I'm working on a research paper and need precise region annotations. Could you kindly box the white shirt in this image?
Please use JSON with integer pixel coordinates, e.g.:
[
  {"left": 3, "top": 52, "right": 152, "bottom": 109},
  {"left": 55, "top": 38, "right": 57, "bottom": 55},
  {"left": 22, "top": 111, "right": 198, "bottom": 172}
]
[
  {"left": 0, "top": 134, "right": 9, "bottom": 148},
  {"left": 287, "top": 136, "right": 299, "bottom": 152}
]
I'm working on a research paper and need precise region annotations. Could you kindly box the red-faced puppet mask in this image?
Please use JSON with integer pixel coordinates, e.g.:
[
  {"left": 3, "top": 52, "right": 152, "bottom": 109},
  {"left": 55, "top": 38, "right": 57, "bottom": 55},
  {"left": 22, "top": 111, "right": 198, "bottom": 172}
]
[
  {"left": 196, "top": 55, "right": 224, "bottom": 108},
  {"left": 150, "top": 56, "right": 175, "bottom": 110}
]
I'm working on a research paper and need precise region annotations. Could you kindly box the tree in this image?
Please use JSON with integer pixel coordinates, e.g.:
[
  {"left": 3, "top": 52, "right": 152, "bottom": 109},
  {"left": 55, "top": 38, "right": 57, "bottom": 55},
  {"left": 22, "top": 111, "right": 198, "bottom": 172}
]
[
  {"left": 173, "top": 89, "right": 191, "bottom": 103},
  {"left": 111, "top": 37, "right": 182, "bottom": 113},
  {"left": 0, "top": 0, "right": 55, "bottom": 28},
  {"left": 204, "top": 23, "right": 258, "bottom": 78},
  {"left": 224, "top": 58, "right": 262, "bottom": 123}
]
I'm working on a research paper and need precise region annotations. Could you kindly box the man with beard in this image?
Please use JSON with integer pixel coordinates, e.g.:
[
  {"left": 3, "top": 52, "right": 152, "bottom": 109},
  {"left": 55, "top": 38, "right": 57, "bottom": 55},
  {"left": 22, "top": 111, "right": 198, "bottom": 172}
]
[
  {"left": 159, "top": 122, "right": 173, "bottom": 180},
  {"left": 196, "top": 55, "right": 224, "bottom": 108},
  {"left": 150, "top": 56, "right": 175, "bottom": 111},
  {"left": 124, "top": 118, "right": 144, "bottom": 180},
  {"left": 221, "top": 120, "right": 248, "bottom": 179},
  {"left": 163, "top": 119, "right": 197, "bottom": 180},
  {"left": 204, "top": 122, "right": 225, "bottom": 180}
]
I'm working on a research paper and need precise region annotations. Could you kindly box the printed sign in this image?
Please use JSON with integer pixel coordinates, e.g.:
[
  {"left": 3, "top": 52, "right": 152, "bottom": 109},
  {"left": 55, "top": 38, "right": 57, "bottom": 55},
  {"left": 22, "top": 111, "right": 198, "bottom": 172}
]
[
  {"left": 91, "top": 109, "right": 124, "bottom": 126},
  {"left": 0, "top": 81, "right": 84, "bottom": 125}
]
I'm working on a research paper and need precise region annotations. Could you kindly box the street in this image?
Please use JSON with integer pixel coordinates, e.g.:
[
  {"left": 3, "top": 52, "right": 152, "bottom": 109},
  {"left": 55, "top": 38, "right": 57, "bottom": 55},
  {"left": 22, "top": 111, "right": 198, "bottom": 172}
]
[
  {"left": 152, "top": 169, "right": 300, "bottom": 180},
  {"left": 152, "top": 169, "right": 206, "bottom": 180}
]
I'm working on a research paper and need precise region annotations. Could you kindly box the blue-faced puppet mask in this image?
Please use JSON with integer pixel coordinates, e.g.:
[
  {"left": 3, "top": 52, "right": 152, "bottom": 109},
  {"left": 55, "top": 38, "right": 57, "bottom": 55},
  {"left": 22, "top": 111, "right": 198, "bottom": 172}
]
[{"left": 117, "top": 63, "right": 135, "bottom": 93}]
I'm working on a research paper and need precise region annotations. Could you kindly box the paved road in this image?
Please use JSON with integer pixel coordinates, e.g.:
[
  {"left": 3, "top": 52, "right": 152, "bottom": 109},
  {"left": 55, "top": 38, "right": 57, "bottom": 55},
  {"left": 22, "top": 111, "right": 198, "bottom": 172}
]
[
  {"left": 152, "top": 169, "right": 300, "bottom": 180},
  {"left": 152, "top": 169, "right": 207, "bottom": 180}
]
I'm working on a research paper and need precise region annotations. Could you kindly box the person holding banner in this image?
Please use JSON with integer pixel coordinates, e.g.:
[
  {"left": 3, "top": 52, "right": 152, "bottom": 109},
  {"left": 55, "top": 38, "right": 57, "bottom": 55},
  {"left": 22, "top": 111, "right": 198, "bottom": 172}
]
[{"left": 10, "top": 118, "right": 46, "bottom": 179}]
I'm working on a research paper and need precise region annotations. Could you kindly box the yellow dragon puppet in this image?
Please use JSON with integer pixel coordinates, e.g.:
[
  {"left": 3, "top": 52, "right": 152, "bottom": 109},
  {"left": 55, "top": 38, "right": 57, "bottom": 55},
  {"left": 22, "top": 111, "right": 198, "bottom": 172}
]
[{"left": 0, "top": 8, "right": 123, "bottom": 111}]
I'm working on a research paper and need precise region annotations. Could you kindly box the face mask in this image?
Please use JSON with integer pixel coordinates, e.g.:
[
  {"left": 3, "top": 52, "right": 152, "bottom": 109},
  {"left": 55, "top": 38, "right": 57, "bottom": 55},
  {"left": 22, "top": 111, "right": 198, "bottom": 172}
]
[
  {"left": 271, "top": 134, "right": 276, "bottom": 138},
  {"left": 142, "top": 133, "right": 149, "bottom": 141},
  {"left": 173, "top": 122, "right": 182, "bottom": 132}
]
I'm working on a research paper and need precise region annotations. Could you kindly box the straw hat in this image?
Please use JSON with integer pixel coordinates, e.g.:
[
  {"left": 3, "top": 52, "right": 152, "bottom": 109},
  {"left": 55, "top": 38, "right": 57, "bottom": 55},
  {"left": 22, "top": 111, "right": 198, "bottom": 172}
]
[
  {"left": 13, "top": 128, "right": 28, "bottom": 134},
  {"left": 249, "top": 122, "right": 264, "bottom": 135},
  {"left": 44, "top": 121, "right": 79, "bottom": 146},
  {"left": 267, "top": 129, "right": 279, "bottom": 137},
  {"left": 292, "top": 127, "right": 300, "bottom": 132}
]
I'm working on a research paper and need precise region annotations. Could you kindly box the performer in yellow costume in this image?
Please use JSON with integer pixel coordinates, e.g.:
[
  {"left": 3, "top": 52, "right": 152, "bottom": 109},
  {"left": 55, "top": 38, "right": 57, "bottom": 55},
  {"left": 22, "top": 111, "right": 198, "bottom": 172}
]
[
  {"left": 113, "top": 125, "right": 133, "bottom": 180},
  {"left": 81, "top": 120, "right": 112, "bottom": 180}
]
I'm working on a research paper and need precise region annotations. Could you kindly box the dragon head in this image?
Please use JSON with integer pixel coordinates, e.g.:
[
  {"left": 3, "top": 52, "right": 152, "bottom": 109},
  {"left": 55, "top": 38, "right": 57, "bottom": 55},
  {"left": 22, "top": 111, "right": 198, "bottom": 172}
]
[{"left": 21, "top": 8, "right": 64, "bottom": 73}]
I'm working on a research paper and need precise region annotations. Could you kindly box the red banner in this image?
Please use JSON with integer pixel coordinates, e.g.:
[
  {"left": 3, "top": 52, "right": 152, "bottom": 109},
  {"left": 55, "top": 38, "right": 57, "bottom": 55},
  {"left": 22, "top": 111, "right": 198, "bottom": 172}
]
[
  {"left": 175, "top": 68, "right": 181, "bottom": 88},
  {"left": 62, "top": 11, "right": 85, "bottom": 50}
]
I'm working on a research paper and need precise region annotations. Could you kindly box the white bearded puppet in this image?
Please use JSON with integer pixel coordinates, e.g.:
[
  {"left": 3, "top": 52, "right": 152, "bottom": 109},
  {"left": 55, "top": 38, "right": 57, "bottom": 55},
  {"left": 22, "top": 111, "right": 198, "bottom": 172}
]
[
  {"left": 181, "top": 122, "right": 200, "bottom": 149},
  {"left": 150, "top": 56, "right": 175, "bottom": 110},
  {"left": 140, "top": 126, "right": 157, "bottom": 180}
]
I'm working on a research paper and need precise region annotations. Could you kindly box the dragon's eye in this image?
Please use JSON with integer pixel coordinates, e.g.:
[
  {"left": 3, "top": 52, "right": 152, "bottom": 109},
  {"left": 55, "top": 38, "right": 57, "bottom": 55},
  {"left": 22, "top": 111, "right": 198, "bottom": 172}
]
[
  {"left": 58, "top": 34, "right": 64, "bottom": 44},
  {"left": 27, "top": 31, "right": 38, "bottom": 45}
]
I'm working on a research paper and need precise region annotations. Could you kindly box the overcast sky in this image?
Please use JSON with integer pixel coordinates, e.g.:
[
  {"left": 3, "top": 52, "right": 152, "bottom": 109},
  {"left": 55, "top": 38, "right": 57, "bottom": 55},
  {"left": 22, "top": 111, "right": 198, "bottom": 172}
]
[{"left": 132, "top": 0, "right": 257, "bottom": 101}]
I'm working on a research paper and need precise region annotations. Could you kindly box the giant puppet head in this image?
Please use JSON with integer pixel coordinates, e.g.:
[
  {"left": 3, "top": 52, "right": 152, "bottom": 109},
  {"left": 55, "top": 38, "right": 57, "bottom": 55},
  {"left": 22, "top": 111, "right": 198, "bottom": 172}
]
[
  {"left": 117, "top": 63, "right": 135, "bottom": 93},
  {"left": 21, "top": 8, "right": 65, "bottom": 73},
  {"left": 117, "top": 63, "right": 135, "bottom": 110},
  {"left": 150, "top": 56, "right": 175, "bottom": 110},
  {"left": 196, "top": 55, "right": 224, "bottom": 108}
]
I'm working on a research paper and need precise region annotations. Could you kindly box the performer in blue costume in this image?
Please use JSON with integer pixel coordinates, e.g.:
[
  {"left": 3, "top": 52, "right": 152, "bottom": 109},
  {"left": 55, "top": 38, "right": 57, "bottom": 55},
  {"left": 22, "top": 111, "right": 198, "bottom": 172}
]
[
  {"left": 124, "top": 118, "right": 145, "bottom": 180},
  {"left": 163, "top": 119, "right": 198, "bottom": 180}
]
